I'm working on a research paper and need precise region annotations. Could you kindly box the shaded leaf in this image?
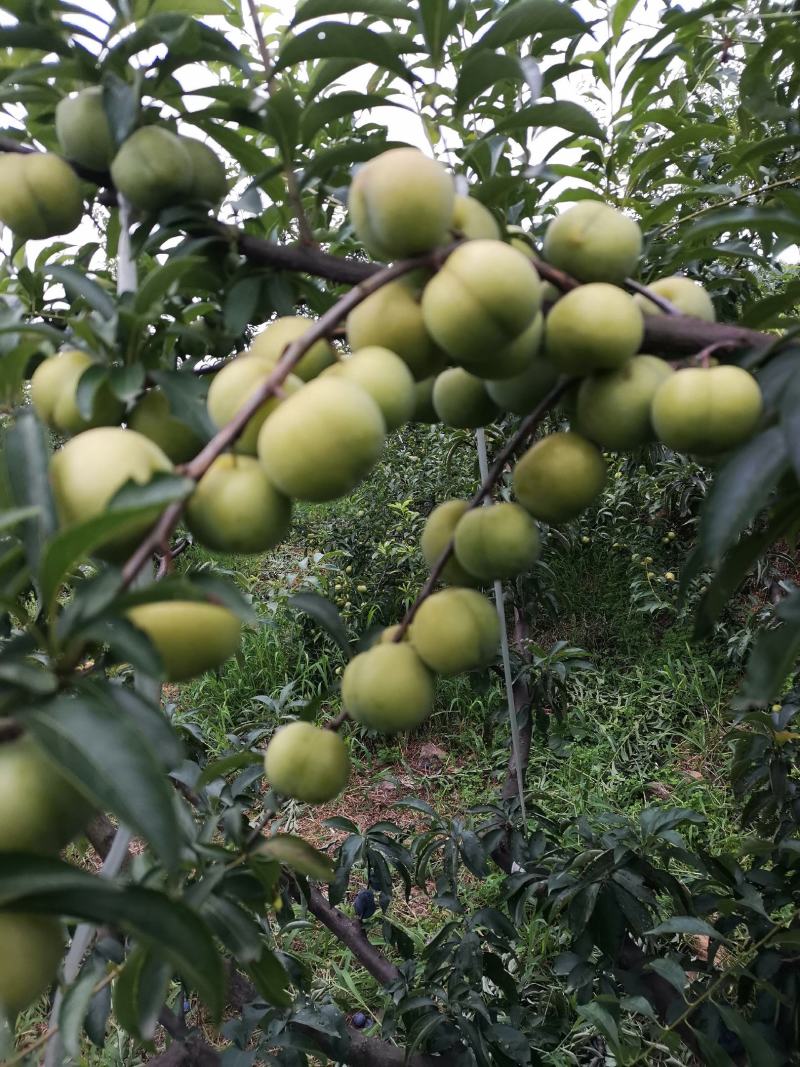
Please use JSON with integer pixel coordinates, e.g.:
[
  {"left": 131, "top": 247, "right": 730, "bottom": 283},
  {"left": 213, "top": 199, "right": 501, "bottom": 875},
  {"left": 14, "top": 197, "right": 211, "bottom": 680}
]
[
  {"left": 289, "top": 593, "right": 352, "bottom": 659},
  {"left": 257, "top": 834, "right": 335, "bottom": 881},
  {"left": 275, "top": 23, "right": 415, "bottom": 84}
]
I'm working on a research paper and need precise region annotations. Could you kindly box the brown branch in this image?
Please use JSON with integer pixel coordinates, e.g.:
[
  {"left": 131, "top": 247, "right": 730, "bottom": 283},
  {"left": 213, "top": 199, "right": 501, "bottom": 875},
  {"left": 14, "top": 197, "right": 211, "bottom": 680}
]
[
  {"left": 236, "top": 231, "right": 374, "bottom": 284},
  {"left": 394, "top": 378, "right": 572, "bottom": 639},
  {"left": 119, "top": 253, "right": 437, "bottom": 588},
  {"left": 306, "top": 886, "right": 402, "bottom": 986}
]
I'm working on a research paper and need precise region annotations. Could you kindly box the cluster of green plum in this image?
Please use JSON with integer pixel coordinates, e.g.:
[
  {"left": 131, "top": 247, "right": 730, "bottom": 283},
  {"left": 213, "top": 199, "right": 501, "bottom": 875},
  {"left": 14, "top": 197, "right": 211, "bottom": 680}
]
[{"left": 0, "top": 87, "right": 226, "bottom": 240}]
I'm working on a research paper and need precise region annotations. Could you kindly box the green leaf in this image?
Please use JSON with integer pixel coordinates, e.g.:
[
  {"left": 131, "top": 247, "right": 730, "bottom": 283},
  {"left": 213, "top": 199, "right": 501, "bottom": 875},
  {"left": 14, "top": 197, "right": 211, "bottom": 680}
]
[
  {"left": 5, "top": 408, "right": 57, "bottom": 572},
  {"left": 696, "top": 427, "right": 789, "bottom": 566},
  {"left": 133, "top": 256, "right": 203, "bottom": 315},
  {"left": 25, "top": 691, "right": 183, "bottom": 873},
  {"left": 198, "top": 750, "right": 263, "bottom": 787},
  {"left": 742, "top": 590, "right": 800, "bottom": 704},
  {"left": 300, "top": 92, "right": 408, "bottom": 144},
  {"left": 0, "top": 853, "right": 223, "bottom": 1018},
  {"left": 469, "top": 0, "right": 586, "bottom": 53},
  {"left": 455, "top": 52, "right": 522, "bottom": 113},
  {"left": 289, "top": 593, "right": 352, "bottom": 659},
  {"left": 645, "top": 957, "right": 687, "bottom": 994},
  {"left": 46, "top": 266, "right": 116, "bottom": 321},
  {"left": 262, "top": 87, "right": 301, "bottom": 161},
  {"left": 291, "top": 0, "right": 410, "bottom": 24},
  {"left": 716, "top": 1005, "right": 783, "bottom": 1067},
  {"left": 150, "top": 369, "right": 215, "bottom": 441},
  {"left": 0, "top": 23, "right": 72, "bottom": 56},
  {"left": 108, "top": 472, "right": 195, "bottom": 513},
  {"left": 611, "top": 0, "right": 639, "bottom": 39},
  {"left": 494, "top": 101, "right": 604, "bottom": 140},
  {"left": 58, "top": 959, "right": 106, "bottom": 1060},
  {"left": 113, "top": 947, "right": 171, "bottom": 1042},
  {"left": 246, "top": 946, "right": 293, "bottom": 1008},
  {"left": 417, "top": 0, "right": 463, "bottom": 63},
  {"left": 257, "top": 834, "right": 335, "bottom": 881},
  {"left": 645, "top": 917, "right": 731, "bottom": 943},
  {"left": 0, "top": 505, "right": 40, "bottom": 535},
  {"left": 274, "top": 23, "right": 415, "bottom": 84}
]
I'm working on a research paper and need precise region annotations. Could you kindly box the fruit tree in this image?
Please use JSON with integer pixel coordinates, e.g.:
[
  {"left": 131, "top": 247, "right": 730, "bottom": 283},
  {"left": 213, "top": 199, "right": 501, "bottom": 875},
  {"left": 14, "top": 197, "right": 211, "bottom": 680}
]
[{"left": 0, "top": 1, "right": 798, "bottom": 1064}]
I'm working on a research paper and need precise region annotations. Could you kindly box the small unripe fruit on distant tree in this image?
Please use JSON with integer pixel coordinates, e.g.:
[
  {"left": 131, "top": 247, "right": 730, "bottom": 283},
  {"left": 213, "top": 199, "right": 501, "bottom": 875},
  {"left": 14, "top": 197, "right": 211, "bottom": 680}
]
[
  {"left": 264, "top": 721, "right": 350, "bottom": 802},
  {"left": 50, "top": 427, "right": 172, "bottom": 559},
  {"left": 346, "top": 278, "right": 447, "bottom": 381},
  {"left": 451, "top": 194, "right": 501, "bottom": 241},
  {"left": 432, "top": 367, "right": 498, "bottom": 428},
  {"left": 545, "top": 284, "right": 644, "bottom": 374},
  {"left": 186, "top": 455, "right": 291, "bottom": 554},
  {"left": 0, "top": 735, "right": 92, "bottom": 854},
  {"left": 55, "top": 86, "right": 114, "bottom": 171},
  {"left": 349, "top": 147, "right": 455, "bottom": 259},
  {"left": 651, "top": 365, "right": 762, "bottom": 454},
  {"left": 179, "top": 136, "right": 227, "bottom": 204},
  {"left": 207, "top": 354, "right": 303, "bottom": 454},
  {"left": 325, "top": 346, "right": 415, "bottom": 431},
  {"left": 454, "top": 503, "right": 541, "bottom": 582},
  {"left": 257, "top": 378, "right": 385, "bottom": 501},
  {"left": 248, "top": 317, "right": 336, "bottom": 382},
  {"left": 575, "top": 355, "right": 674, "bottom": 450},
  {"left": 634, "top": 276, "right": 715, "bottom": 321},
  {"left": 421, "top": 500, "right": 479, "bottom": 587},
  {"left": 543, "top": 201, "right": 642, "bottom": 283},
  {"left": 409, "top": 588, "right": 500, "bottom": 676},
  {"left": 411, "top": 376, "right": 439, "bottom": 422},
  {"left": 127, "top": 600, "right": 242, "bottom": 681},
  {"left": 513, "top": 432, "right": 606, "bottom": 524},
  {"left": 421, "top": 241, "right": 541, "bottom": 374},
  {"left": 342, "top": 643, "right": 435, "bottom": 731},
  {"left": 30, "top": 350, "right": 123, "bottom": 435},
  {"left": 0, "top": 913, "right": 64, "bottom": 1017},
  {"left": 110, "top": 126, "right": 193, "bottom": 212},
  {"left": 128, "top": 387, "right": 203, "bottom": 463},
  {"left": 0, "top": 152, "right": 83, "bottom": 239}
]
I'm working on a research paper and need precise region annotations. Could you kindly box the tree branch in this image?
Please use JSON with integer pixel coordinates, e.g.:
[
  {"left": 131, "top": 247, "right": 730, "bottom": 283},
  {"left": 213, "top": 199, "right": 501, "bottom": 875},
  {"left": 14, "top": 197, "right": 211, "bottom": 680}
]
[{"left": 306, "top": 886, "right": 402, "bottom": 986}]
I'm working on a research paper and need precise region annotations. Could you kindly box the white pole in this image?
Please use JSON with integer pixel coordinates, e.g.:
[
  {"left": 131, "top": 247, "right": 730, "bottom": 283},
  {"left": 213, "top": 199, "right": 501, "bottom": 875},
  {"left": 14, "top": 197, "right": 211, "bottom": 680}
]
[
  {"left": 45, "top": 197, "right": 148, "bottom": 1066},
  {"left": 475, "top": 428, "right": 527, "bottom": 825}
]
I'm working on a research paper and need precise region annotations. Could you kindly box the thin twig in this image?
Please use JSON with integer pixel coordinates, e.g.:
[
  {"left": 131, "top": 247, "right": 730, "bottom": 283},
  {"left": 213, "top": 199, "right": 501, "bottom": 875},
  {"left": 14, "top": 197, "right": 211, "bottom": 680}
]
[
  {"left": 624, "top": 277, "right": 680, "bottom": 315},
  {"left": 324, "top": 708, "right": 349, "bottom": 732},
  {"left": 654, "top": 176, "right": 799, "bottom": 235},
  {"left": 119, "top": 252, "right": 442, "bottom": 589},
  {"left": 393, "top": 377, "right": 572, "bottom": 640}
]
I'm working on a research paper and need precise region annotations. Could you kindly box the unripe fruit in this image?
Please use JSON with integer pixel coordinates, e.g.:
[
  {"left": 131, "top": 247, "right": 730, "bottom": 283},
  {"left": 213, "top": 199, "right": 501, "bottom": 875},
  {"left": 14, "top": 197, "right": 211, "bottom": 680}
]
[
  {"left": 379, "top": 623, "right": 406, "bottom": 643},
  {"left": 110, "top": 126, "right": 193, "bottom": 213},
  {"left": 490, "top": 312, "right": 545, "bottom": 380},
  {"left": 651, "top": 365, "right": 762, "bottom": 454},
  {"left": 0, "top": 152, "right": 83, "bottom": 239},
  {"left": 545, "top": 284, "right": 644, "bottom": 374},
  {"left": 454, "top": 503, "right": 540, "bottom": 581},
  {"left": 342, "top": 643, "right": 434, "bottom": 731},
  {"left": 513, "top": 432, "right": 606, "bottom": 524},
  {"left": 257, "top": 378, "right": 385, "bottom": 501},
  {"left": 264, "top": 721, "right": 350, "bottom": 802},
  {"left": 349, "top": 148, "right": 455, "bottom": 259},
  {"left": 485, "top": 352, "right": 559, "bottom": 415},
  {"left": 411, "top": 377, "right": 438, "bottom": 423},
  {"left": 30, "top": 350, "right": 123, "bottom": 435},
  {"left": 248, "top": 317, "right": 335, "bottom": 382},
  {"left": 543, "top": 202, "right": 642, "bottom": 283},
  {"left": 420, "top": 500, "right": 479, "bottom": 587},
  {"left": 186, "top": 455, "right": 291, "bottom": 554},
  {"left": 421, "top": 241, "right": 541, "bottom": 373},
  {"left": 128, "top": 388, "right": 203, "bottom": 463},
  {"left": 55, "top": 87, "right": 114, "bottom": 171},
  {"left": 0, "top": 913, "right": 63, "bottom": 1017},
  {"left": 574, "top": 355, "right": 674, "bottom": 450},
  {"left": 409, "top": 587, "right": 499, "bottom": 676},
  {"left": 207, "top": 354, "right": 303, "bottom": 454},
  {"left": 179, "top": 137, "right": 227, "bottom": 204},
  {"left": 634, "top": 276, "right": 715, "bottom": 321},
  {"left": 346, "top": 278, "right": 446, "bottom": 381},
  {"left": 127, "top": 600, "right": 242, "bottom": 681},
  {"left": 432, "top": 368, "right": 498, "bottom": 428},
  {"left": 0, "top": 734, "right": 91, "bottom": 854},
  {"left": 451, "top": 195, "right": 501, "bottom": 240},
  {"left": 325, "top": 346, "right": 414, "bottom": 431},
  {"left": 50, "top": 428, "right": 172, "bottom": 559}
]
